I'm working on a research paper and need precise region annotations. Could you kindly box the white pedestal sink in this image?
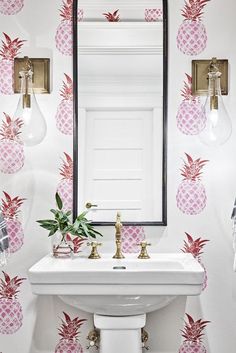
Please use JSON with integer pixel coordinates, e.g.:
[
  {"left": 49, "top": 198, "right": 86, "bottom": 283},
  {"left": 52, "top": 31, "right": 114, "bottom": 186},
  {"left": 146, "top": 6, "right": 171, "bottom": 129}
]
[{"left": 28, "top": 253, "right": 204, "bottom": 353}]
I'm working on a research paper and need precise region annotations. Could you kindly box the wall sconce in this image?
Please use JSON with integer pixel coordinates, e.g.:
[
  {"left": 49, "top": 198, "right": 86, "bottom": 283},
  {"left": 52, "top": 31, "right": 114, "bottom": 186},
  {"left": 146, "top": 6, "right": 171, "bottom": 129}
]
[
  {"left": 192, "top": 57, "right": 232, "bottom": 146},
  {"left": 13, "top": 56, "right": 49, "bottom": 146}
]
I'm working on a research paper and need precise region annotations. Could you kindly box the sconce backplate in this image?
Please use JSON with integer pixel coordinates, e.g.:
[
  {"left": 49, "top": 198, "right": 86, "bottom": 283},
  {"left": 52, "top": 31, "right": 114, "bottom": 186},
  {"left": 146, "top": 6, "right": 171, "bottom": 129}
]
[
  {"left": 14, "top": 58, "right": 50, "bottom": 94},
  {"left": 192, "top": 59, "right": 228, "bottom": 96}
]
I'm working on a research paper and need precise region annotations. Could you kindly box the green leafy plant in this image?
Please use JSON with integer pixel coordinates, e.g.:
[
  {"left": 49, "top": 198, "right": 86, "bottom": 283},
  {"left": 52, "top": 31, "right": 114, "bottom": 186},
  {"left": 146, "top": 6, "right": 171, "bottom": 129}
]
[{"left": 37, "top": 193, "right": 102, "bottom": 241}]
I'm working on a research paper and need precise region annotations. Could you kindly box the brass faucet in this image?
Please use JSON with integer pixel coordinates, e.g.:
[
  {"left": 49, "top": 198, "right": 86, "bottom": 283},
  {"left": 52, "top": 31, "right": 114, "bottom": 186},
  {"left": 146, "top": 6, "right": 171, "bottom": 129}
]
[
  {"left": 112, "top": 212, "right": 125, "bottom": 259},
  {"left": 137, "top": 241, "right": 151, "bottom": 259},
  {"left": 87, "top": 241, "right": 102, "bottom": 259}
]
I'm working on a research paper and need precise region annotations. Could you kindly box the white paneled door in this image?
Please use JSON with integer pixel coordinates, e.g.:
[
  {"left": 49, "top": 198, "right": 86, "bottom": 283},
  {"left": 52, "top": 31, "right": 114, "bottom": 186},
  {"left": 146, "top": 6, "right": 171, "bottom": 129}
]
[{"left": 79, "top": 109, "right": 162, "bottom": 222}]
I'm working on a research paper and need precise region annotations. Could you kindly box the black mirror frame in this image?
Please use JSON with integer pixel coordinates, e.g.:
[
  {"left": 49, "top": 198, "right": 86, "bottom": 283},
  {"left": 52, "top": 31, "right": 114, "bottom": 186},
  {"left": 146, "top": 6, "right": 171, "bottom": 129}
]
[{"left": 72, "top": 0, "right": 168, "bottom": 226}]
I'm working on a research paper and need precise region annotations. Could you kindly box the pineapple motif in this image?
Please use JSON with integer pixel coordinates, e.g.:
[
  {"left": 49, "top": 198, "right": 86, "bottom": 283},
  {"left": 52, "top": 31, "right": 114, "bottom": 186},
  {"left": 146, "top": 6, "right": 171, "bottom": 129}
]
[
  {"left": 0, "top": 33, "right": 25, "bottom": 94},
  {"left": 56, "top": 74, "right": 73, "bottom": 135},
  {"left": 1, "top": 191, "right": 25, "bottom": 254},
  {"left": 55, "top": 0, "right": 73, "bottom": 56},
  {"left": 55, "top": 0, "right": 83, "bottom": 56},
  {"left": 177, "top": 74, "right": 206, "bottom": 135},
  {"left": 121, "top": 226, "right": 145, "bottom": 253},
  {"left": 177, "top": 0, "right": 210, "bottom": 56},
  {"left": 0, "top": 0, "right": 24, "bottom": 15},
  {"left": 57, "top": 153, "right": 73, "bottom": 212},
  {"left": 179, "top": 313, "right": 210, "bottom": 353},
  {"left": 77, "top": 8, "right": 84, "bottom": 21},
  {"left": 0, "top": 271, "right": 26, "bottom": 334},
  {"left": 145, "top": 8, "right": 163, "bottom": 22},
  {"left": 103, "top": 10, "right": 120, "bottom": 22},
  {"left": 182, "top": 233, "right": 209, "bottom": 290},
  {"left": 66, "top": 234, "right": 86, "bottom": 254},
  {"left": 55, "top": 312, "right": 86, "bottom": 353},
  {"left": 0, "top": 113, "right": 25, "bottom": 174},
  {"left": 176, "top": 153, "right": 208, "bottom": 215}
]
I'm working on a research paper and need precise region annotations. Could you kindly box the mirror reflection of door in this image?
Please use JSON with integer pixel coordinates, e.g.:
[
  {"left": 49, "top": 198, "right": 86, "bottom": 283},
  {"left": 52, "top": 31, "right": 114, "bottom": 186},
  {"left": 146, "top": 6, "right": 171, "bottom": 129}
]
[{"left": 75, "top": 0, "right": 167, "bottom": 225}]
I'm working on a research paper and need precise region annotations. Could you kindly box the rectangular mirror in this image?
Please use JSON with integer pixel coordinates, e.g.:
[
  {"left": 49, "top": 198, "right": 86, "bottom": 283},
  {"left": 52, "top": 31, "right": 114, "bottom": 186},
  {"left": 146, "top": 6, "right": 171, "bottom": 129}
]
[{"left": 73, "top": 0, "right": 168, "bottom": 225}]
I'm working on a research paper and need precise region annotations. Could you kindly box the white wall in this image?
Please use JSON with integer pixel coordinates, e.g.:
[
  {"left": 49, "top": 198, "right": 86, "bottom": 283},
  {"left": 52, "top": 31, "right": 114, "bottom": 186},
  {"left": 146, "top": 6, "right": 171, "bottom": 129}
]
[
  {"left": 0, "top": 0, "right": 236, "bottom": 352},
  {"left": 0, "top": 1, "right": 74, "bottom": 352},
  {"left": 167, "top": 1, "right": 236, "bottom": 352}
]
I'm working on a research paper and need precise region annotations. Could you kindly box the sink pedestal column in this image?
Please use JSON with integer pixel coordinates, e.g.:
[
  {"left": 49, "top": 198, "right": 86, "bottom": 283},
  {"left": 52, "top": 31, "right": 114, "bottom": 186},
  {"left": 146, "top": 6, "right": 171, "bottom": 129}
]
[{"left": 94, "top": 314, "right": 146, "bottom": 353}]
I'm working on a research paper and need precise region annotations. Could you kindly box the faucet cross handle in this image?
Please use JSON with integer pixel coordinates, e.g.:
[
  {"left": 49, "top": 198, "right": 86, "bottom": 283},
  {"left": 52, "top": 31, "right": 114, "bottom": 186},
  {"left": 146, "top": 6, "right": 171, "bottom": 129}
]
[
  {"left": 137, "top": 241, "right": 151, "bottom": 259},
  {"left": 87, "top": 241, "right": 102, "bottom": 259}
]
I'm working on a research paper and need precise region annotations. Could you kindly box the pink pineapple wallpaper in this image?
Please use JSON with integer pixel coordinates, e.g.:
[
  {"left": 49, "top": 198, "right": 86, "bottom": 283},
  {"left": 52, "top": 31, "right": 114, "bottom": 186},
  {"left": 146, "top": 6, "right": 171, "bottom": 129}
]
[
  {"left": 65, "top": 234, "right": 86, "bottom": 254},
  {"left": 0, "top": 0, "right": 236, "bottom": 352},
  {"left": 103, "top": 10, "right": 120, "bottom": 22},
  {"left": 55, "top": 74, "right": 73, "bottom": 136},
  {"left": 177, "top": 0, "right": 210, "bottom": 56},
  {"left": 0, "top": 271, "right": 25, "bottom": 335},
  {"left": 77, "top": 9, "right": 84, "bottom": 22},
  {"left": 0, "top": 113, "right": 25, "bottom": 174},
  {"left": 181, "top": 232, "right": 209, "bottom": 291},
  {"left": 55, "top": 0, "right": 83, "bottom": 56},
  {"left": 0, "top": 0, "right": 24, "bottom": 16},
  {"left": 0, "top": 33, "right": 25, "bottom": 95},
  {"left": 121, "top": 226, "right": 145, "bottom": 253},
  {"left": 0, "top": 0, "right": 76, "bottom": 348},
  {"left": 55, "top": 0, "right": 73, "bottom": 56},
  {"left": 56, "top": 152, "right": 73, "bottom": 212},
  {"left": 179, "top": 314, "right": 210, "bottom": 353},
  {"left": 176, "top": 153, "right": 208, "bottom": 215},
  {"left": 1, "top": 192, "right": 26, "bottom": 254},
  {"left": 54, "top": 312, "right": 86, "bottom": 353},
  {"left": 144, "top": 8, "right": 163, "bottom": 22},
  {"left": 177, "top": 73, "right": 206, "bottom": 135}
]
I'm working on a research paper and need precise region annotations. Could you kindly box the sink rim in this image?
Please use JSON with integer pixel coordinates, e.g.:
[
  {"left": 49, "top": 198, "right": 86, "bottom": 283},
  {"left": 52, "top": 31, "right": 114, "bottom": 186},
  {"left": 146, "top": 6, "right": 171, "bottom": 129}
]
[
  {"left": 28, "top": 253, "right": 203, "bottom": 279},
  {"left": 28, "top": 253, "right": 204, "bottom": 293},
  {"left": 28, "top": 253, "right": 204, "bottom": 315}
]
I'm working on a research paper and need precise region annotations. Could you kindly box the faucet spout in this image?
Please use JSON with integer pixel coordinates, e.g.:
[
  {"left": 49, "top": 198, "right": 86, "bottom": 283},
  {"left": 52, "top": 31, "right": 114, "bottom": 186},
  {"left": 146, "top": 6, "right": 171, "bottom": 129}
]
[{"left": 112, "top": 212, "right": 125, "bottom": 259}]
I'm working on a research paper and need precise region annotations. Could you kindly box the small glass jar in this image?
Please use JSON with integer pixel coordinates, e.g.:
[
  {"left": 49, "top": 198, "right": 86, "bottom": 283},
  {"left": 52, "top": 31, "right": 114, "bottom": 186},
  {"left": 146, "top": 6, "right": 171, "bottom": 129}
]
[{"left": 51, "top": 232, "right": 72, "bottom": 258}]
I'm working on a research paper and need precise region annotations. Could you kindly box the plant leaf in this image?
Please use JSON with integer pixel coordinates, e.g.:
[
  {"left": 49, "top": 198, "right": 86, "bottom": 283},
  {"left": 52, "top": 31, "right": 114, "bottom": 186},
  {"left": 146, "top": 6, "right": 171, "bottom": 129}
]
[
  {"left": 39, "top": 224, "right": 57, "bottom": 231},
  {"left": 55, "top": 192, "right": 63, "bottom": 210},
  {"left": 37, "top": 220, "right": 57, "bottom": 225},
  {"left": 76, "top": 211, "right": 88, "bottom": 221},
  {"left": 48, "top": 227, "right": 58, "bottom": 237}
]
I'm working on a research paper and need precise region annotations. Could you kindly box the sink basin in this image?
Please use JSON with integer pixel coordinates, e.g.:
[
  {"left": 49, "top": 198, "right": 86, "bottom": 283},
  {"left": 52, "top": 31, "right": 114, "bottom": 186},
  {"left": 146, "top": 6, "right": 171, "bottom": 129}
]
[{"left": 28, "top": 253, "right": 204, "bottom": 315}]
